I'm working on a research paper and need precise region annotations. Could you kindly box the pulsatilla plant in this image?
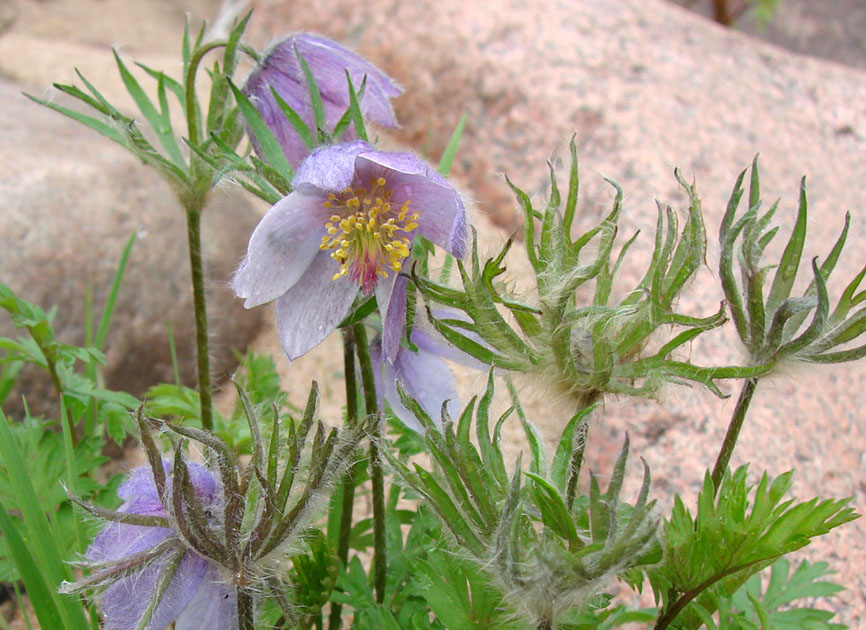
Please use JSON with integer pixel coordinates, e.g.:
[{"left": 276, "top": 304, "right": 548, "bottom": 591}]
[
  {"left": 62, "top": 387, "right": 368, "bottom": 630},
  {"left": 385, "top": 372, "right": 659, "bottom": 630},
  {"left": 414, "top": 138, "right": 758, "bottom": 411},
  {"left": 5, "top": 9, "right": 862, "bottom": 630}
]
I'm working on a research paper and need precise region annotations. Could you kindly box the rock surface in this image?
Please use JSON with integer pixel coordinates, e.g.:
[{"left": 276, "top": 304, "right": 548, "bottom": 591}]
[{"left": 244, "top": 0, "right": 866, "bottom": 622}]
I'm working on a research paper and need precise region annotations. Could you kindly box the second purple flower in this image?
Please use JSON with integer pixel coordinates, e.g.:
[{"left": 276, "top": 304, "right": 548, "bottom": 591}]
[
  {"left": 233, "top": 141, "right": 468, "bottom": 361},
  {"left": 243, "top": 33, "right": 402, "bottom": 167}
]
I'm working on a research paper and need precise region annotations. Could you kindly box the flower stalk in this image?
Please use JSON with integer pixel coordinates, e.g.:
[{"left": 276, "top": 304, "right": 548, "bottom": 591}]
[
  {"left": 184, "top": 204, "right": 214, "bottom": 432},
  {"left": 328, "top": 328, "right": 360, "bottom": 628},
  {"left": 710, "top": 377, "right": 759, "bottom": 492},
  {"left": 353, "top": 322, "right": 387, "bottom": 604}
]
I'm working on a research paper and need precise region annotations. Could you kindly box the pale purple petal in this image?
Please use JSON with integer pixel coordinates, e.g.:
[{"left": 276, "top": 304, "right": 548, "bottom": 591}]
[
  {"left": 383, "top": 345, "right": 460, "bottom": 431},
  {"left": 100, "top": 551, "right": 208, "bottom": 630},
  {"left": 87, "top": 523, "right": 173, "bottom": 563},
  {"left": 174, "top": 564, "right": 238, "bottom": 630},
  {"left": 376, "top": 273, "right": 407, "bottom": 363},
  {"left": 274, "top": 250, "right": 359, "bottom": 360},
  {"left": 185, "top": 462, "right": 221, "bottom": 507},
  {"left": 232, "top": 190, "right": 330, "bottom": 308},
  {"left": 243, "top": 73, "right": 314, "bottom": 167},
  {"left": 355, "top": 152, "right": 467, "bottom": 256},
  {"left": 294, "top": 140, "right": 370, "bottom": 192},
  {"left": 286, "top": 34, "right": 401, "bottom": 128},
  {"left": 116, "top": 465, "right": 163, "bottom": 504}
]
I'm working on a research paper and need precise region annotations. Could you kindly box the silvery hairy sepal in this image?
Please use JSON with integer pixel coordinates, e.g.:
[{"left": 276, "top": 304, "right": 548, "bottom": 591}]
[
  {"left": 232, "top": 140, "right": 467, "bottom": 362},
  {"left": 720, "top": 156, "right": 866, "bottom": 367},
  {"left": 413, "top": 138, "right": 761, "bottom": 408},
  {"left": 243, "top": 33, "right": 402, "bottom": 168},
  {"left": 384, "top": 373, "right": 659, "bottom": 628},
  {"left": 62, "top": 390, "right": 368, "bottom": 629}
]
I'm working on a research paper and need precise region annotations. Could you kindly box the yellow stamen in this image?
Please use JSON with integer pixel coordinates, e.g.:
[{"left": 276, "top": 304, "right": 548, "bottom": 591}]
[{"left": 317, "top": 176, "right": 421, "bottom": 294}]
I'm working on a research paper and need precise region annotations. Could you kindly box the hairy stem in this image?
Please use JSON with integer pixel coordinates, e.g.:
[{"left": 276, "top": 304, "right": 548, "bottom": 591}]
[
  {"left": 353, "top": 323, "right": 387, "bottom": 604},
  {"left": 184, "top": 206, "right": 214, "bottom": 432},
  {"left": 237, "top": 588, "right": 255, "bottom": 630},
  {"left": 328, "top": 329, "right": 360, "bottom": 629},
  {"left": 711, "top": 377, "right": 758, "bottom": 492}
]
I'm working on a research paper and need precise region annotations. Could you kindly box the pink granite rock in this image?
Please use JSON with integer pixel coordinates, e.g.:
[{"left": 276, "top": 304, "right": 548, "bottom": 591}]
[{"left": 246, "top": 0, "right": 866, "bottom": 622}]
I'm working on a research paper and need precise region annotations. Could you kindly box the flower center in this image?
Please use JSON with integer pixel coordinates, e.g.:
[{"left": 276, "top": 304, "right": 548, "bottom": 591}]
[{"left": 320, "top": 177, "right": 420, "bottom": 294}]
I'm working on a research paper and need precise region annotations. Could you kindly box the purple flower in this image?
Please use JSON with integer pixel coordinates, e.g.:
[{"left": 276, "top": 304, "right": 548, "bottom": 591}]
[
  {"left": 371, "top": 308, "right": 486, "bottom": 432},
  {"left": 233, "top": 141, "right": 468, "bottom": 362},
  {"left": 84, "top": 464, "right": 237, "bottom": 630},
  {"left": 243, "top": 33, "right": 402, "bottom": 167}
]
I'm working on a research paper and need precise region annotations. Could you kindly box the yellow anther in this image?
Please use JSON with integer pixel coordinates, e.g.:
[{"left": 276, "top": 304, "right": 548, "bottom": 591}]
[{"left": 318, "top": 180, "right": 422, "bottom": 293}]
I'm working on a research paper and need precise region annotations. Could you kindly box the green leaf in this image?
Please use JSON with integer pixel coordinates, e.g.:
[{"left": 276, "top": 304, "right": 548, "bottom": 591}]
[
  {"left": 24, "top": 93, "right": 125, "bottom": 145},
  {"left": 95, "top": 231, "right": 137, "bottom": 351},
  {"left": 550, "top": 404, "right": 595, "bottom": 493},
  {"left": 526, "top": 471, "right": 579, "bottom": 543},
  {"left": 766, "top": 177, "right": 808, "bottom": 315},
  {"left": 112, "top": 50, "right": 185, "bottom": 167},
  {"left": 0, "top": 501, "right": 65, "bottom": 630},
  {"left": 0, "top": 411, "right": 88, "bottom": 630},
  {"left": 269, "top": 86, "right": 316, "bottom": 150},
  {"left": 437, "top": 113, "right": 467, "bottom": 176},
  {"left": 294, "top": 45, "right": 326, "bottom": 142},
  {"left": 227, "top": 78, "right": 294, "bottom": 179}
]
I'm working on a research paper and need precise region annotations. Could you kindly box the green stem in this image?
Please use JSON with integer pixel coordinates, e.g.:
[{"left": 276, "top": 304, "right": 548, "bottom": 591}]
[
  {"left": 44, "top": 352, "right": 78, "bottom": 446},
  {"left": 237, "top": 588, "right": 255, "bottom": 630},
  {"left": 653, "top": 554, "right": 778, "bottom": 630},
  {"left": 185, "top": 207, "right": 214, "bottom": 432},
  {"left": 710, "top": 377, "right": 759, "bottom": 492},
  {"left": 328, "top": 329, "right": 360, "bottom": 629},
  {"left": 353, "top": 323, "right": 387, "bottom": 604}
]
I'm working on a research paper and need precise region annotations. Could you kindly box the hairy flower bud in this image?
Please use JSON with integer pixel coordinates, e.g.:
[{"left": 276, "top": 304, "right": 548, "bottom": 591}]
[{"left": 64, "top": 462, "right": 238, "bottom": 630}]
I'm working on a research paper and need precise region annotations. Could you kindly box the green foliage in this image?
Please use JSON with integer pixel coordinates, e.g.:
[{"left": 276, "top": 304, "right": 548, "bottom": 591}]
[
  {"left": 650, "top": 467, "right": 857, "bottom": 629},
  {"left": 0, "top": 410, "right": 92, "bottom": 630},
  {"left": 414, "top": 139, "right": 765, "bottom": 406},
  {"left": 745, "top": 0, "right": 781, "bottom": 28},
  {"left": 386, "top": 374, "right": 659, "bottom": 627},
  {"left": 287, "top": 530, "right": 340, "bottom": 629},
  {"left": 720, "top": 156, "right": 866, "bottom": 367},
  {"left": 676, "top": 557, "right": 848, "bottom": 630}
]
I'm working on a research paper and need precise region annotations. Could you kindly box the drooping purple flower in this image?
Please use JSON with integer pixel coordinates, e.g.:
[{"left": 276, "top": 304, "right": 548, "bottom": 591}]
[
  {"left": 233, "top": 140, "right": 468, "bottom": 362},
  {"left": 83, "top": 464, "right": 237, "bottom": 630},
  {"left": 243, "top": 33, "right": 402, "bottom": 167},
  {"left": 370, "top": 308, "right": 486, "bottom": 432}
]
